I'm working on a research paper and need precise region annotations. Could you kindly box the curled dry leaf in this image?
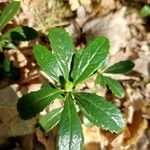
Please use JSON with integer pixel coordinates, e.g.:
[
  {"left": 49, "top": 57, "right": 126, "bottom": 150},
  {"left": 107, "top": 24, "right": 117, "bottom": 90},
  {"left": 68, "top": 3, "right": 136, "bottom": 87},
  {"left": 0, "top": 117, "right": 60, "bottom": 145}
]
[
  {"left": 0, "top": 84, "right": 35, "bottom": 137},
  {"left": 83, "top": 7, "right": 129, "bottom": 55}
]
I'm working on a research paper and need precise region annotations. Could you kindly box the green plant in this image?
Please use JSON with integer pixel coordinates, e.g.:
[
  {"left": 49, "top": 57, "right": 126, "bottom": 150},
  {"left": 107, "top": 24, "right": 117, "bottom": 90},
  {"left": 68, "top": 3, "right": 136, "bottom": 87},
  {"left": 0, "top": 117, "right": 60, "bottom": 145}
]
[
  {"left": 17, "top": 28, "right": 134, "bottom": 149},
  {"left": 140, "top": 5, "right": 150, "bottom": 17},
  {"left": 0, "top": 1, "right": 38, "bottom": 80}
]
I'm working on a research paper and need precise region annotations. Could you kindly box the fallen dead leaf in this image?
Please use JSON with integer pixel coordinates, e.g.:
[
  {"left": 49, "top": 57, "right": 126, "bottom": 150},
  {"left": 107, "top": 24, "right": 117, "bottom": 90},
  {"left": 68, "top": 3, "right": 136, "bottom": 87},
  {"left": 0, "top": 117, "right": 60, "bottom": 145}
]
[
  {"left": 83, "top": 7, "right": 129, "bottom": 55},
  {"left": 0, "top": 84, "right": 36, "bottom": 137}
]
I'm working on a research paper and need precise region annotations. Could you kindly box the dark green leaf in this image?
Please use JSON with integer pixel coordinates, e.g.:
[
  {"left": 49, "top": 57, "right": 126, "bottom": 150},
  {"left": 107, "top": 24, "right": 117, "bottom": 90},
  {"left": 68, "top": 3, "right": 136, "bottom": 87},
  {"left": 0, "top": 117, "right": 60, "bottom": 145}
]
[
  {"left": 33, "top": 44, "right": 62, "bottom": 82},
  {"left": 48, "top": 28, "right": 74, "bottom": 81},
  {"left": 104, "top": 60, "right": 135, "bottom": 74},
  {"left": 39, "top": 107, "right": 63, "bottom": 133},
  {"left": 17, "top": 86, "right": 62, "bottom": 120},
  {"left": 104, "top": 76, "right": 124, "bottom": 98},
  {"left": 74, "top": 93, "right": 124, "bottom": 133},
  {"left": 95, "top": 74, "right": 106, "bottom": 87},
  {"left": 72, "top": 37, "right": 109, "bottom": 85},
  {"left": 3, "top": 26, "right": 38, "bottom": 41},
  {"left": 58, "top": 95, "right": 83, "bottom": 150},
  {"left": 0, "top": 1, "right": 20, "bottom": 31}
]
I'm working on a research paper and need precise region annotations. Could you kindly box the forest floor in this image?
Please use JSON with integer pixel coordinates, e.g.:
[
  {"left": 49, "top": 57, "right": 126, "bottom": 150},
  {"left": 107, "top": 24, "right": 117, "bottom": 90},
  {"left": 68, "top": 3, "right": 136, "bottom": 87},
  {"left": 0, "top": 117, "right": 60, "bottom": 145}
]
[{"left": 0, "top": 0, "right": 150, "bottom": 150}]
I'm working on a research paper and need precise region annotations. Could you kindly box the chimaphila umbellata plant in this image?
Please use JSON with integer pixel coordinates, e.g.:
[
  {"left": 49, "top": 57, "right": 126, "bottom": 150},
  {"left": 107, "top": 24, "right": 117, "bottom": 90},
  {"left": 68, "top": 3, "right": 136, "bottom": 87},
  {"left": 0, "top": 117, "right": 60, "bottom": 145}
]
[{"left": 17, "top": 28, "right": 135, "bottom": 150}]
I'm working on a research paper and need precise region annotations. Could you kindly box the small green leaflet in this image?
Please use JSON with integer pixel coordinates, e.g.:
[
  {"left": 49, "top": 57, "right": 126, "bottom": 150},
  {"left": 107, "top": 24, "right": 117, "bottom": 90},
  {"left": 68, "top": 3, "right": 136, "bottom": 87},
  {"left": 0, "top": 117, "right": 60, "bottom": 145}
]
[
  {"left": 17, "top": 86, "right": 62, "bottom": 120},
  {"left": 74, "top": 93, "right": 124, "bottom": 133},
  {"left": 39, "top": 107, "right": 63, "bottom": 133},
  {"left": 72, "top": 37, "right": 109, "bottom": 85},
  {"left": 58, "top": 95, "right": 83, "bottom": 150},
  {"left": 96, "top": 74, "right": 124, "bottom": 98},
  {"left": 3, "top": 26, "right": 38, "bottom": 41},
  {"left": 0, "top": 1, "right": 20, "bottom": 31},
  {"left": 48, "top": 28, "right": 74, "bottom": 81},
  {"left": 33, "top": 44, "right": 62, "bottom": 82},
  {"left": 104, "top": 60, "right": 135, "bottom": 74}
]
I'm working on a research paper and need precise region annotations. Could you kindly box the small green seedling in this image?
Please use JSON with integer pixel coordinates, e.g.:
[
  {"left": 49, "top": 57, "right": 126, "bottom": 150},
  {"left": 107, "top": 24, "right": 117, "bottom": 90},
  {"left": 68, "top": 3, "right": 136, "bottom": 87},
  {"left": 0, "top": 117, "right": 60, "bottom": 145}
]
[
  {"left": 0, "top": 1, "right": 38, "bottom": 80},
  {"left": 17, "top": 28, "right": 134, "bottom": 150}
]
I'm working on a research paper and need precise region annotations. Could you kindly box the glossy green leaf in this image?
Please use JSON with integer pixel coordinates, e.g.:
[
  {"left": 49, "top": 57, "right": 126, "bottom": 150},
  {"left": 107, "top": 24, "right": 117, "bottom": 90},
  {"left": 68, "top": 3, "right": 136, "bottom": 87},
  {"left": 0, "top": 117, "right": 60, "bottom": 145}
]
[
  {"left": 104, "top": 60, "right": 135, "bottom": 74},
  {"left": 39, "top": 107, "right": 63, "bottom": 133},
  {"left": 72, "top": 37, "right": 109, "bottom": 85},
  {"left": 17, "top": 86, "right": 62, "bottom": 120},
  {"left": 58, "top": 95, "right": 83, "bottom": 150},
  {"left": 0, "top": 1, "right": 20, "bottom": 31},
  {"left": 33, "top": 44, "right": 62, "bottom": 82},
  {"left": 3, "top": 26, "right": 38, "bottom": 41},
  {"left": 74, "top": 93, "right": 124, "bottom": 133},
  {"left": 48, "top": 28, "right": 74, "bottom": 81},
  {"left": 104, "top": 76, "right": 124, "bottom": 98}
]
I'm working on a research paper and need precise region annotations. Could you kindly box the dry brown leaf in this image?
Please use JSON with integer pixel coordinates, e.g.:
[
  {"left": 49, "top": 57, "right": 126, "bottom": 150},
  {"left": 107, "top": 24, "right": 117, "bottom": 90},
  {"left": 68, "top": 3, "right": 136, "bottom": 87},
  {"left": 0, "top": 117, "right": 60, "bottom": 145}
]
[
  {"left": 122, "top": 111, "right": 148, "bottom": 148},
  {"left": 85, "top": 142, "right": 100, "bottom": 150},
  {"left": 101, "top": 0, "right": 116, "bottom": 10},
  {"left": 83, "top": 7, "right": 129, "bottom": 55},
  {"left": 0, "top": 84, "right": 35, "bottom": 137},
  {"left": 83, "top": 125, "right": 101, "bottom": 144}
]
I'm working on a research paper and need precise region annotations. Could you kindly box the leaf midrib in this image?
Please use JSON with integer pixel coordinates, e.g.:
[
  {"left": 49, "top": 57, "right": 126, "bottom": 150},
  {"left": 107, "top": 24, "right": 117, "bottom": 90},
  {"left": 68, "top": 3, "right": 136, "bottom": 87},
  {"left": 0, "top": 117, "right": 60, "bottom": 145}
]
[
  {"left": 26, "top": 90, "right": 61, "bottom": 106},
  {"left": 74, "top": 40, "right": 107, "bottom": 83}
]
